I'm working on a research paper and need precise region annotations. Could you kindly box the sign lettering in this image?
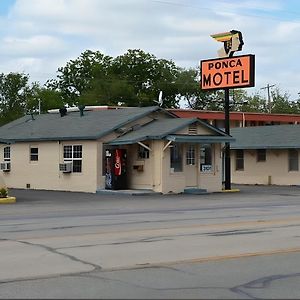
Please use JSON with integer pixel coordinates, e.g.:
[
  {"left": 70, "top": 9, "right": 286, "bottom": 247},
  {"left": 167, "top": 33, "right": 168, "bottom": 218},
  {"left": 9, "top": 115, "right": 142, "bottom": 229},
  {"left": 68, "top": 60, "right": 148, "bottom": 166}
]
[{"left": 200, "top": 54, "right": 255, "bottom": 90}]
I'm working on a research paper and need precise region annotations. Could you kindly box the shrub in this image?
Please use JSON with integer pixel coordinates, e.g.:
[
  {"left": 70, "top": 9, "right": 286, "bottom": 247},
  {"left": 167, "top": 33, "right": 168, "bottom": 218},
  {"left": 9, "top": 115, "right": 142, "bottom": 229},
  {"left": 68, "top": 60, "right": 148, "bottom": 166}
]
[{"left": 0, "top": 187, "right": 8, "bottom": 198}]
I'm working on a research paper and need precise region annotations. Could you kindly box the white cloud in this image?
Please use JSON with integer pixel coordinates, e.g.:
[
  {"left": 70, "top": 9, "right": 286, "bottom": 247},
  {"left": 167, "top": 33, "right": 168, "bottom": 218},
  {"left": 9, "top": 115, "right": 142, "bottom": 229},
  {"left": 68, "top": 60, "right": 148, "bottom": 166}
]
[
  {"left": 0, "top": 35, "right": 66, "bottom": 57},
  {"left": 0, "top": 0, "right": 298, "bottom": 99}
]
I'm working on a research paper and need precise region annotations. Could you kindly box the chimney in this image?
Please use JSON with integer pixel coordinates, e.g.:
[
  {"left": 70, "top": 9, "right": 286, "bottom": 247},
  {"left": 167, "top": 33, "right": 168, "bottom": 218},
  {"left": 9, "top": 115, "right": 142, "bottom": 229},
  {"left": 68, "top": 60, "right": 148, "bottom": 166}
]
[{"left": 59, "top": 107, "right": 67, "bottom": 117}]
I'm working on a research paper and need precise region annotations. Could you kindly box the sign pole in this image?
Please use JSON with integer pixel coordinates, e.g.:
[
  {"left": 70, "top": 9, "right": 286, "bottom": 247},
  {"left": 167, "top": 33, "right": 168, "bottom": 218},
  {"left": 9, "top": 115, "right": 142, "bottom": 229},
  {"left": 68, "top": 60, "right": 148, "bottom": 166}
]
[
  {"left": 224, "top": 88, "right": 231, "bottom": 190},
  {"left": 201, "top": 30, "right": 254, "bottom": 191}
]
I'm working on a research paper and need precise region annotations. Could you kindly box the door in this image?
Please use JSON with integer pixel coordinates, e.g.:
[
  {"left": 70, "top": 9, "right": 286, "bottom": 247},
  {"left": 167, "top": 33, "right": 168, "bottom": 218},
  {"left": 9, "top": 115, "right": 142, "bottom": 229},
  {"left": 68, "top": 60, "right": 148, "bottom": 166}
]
[{"left": 185, "top": 144, "right": 198, "bottom": 187}]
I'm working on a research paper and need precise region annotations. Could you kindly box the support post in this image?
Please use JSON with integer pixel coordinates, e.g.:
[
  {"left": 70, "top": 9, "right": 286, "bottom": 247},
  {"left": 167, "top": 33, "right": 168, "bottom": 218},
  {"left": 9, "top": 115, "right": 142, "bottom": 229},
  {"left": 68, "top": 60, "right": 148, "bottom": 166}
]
[{"left": 224, "top": 88, "right": 231, "bottom": 190}]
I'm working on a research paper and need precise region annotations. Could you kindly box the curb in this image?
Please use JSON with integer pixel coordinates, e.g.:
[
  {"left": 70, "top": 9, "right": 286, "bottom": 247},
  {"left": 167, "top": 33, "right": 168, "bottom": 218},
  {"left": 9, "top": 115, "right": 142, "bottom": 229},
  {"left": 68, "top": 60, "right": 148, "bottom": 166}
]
[
  {"left": 221, "top": 189, "right": 240, "bottom": 193},
  {"left": 0, "top": 196, "right": 16, "bottom": 204}
]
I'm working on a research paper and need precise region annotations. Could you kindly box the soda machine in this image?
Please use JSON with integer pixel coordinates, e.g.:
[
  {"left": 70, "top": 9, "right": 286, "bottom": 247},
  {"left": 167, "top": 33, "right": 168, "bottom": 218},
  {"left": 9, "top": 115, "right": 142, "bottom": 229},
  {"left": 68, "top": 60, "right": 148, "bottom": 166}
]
[{"left": 105, "top": 148, "right": 127, "bottom": 190}]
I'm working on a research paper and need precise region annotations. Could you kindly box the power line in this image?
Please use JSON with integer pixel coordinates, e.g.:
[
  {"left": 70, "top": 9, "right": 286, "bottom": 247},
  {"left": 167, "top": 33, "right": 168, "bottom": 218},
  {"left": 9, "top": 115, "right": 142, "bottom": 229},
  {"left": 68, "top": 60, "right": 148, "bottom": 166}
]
[{"left": 150, "top": 0, "right": 300, "bottom": 23}]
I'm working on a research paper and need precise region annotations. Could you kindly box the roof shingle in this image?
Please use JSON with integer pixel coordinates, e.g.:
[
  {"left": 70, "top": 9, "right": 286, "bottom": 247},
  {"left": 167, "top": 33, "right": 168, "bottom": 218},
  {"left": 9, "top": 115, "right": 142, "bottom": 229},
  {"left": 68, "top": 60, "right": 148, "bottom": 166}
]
[
  {"left": 0, "top": 106, "right": 162, "bottom": 143},
  {"left": 231, "top": 125, "right": 300, "bottom": 149}
]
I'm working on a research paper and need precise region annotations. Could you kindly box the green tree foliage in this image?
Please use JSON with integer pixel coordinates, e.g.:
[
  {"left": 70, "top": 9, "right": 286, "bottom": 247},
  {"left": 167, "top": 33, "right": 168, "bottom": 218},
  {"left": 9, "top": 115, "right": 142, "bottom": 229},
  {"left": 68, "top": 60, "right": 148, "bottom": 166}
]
[
  {"left": 112, "top": 50, "right": 180, "bottom": 107},
  {"left": 231, "top": 91, "right": 267, "bottom": 112},
  {"left": 269, "top": 88, "right": 296, "bottom": 114},
  {"left": 0, "top": 73, "right": 65, "bottom": 126},
  {"left": 0, "top": 72, "right": 31, "bottom": 125},
  {"left": 48, "top": 49, "right": 181, "bottom": 108},
  {"left": 46, "top": 50, "right": 113, "bottom": 105},
  {"left": 26, "top": 84, "right": 64, "bottom": 114}
]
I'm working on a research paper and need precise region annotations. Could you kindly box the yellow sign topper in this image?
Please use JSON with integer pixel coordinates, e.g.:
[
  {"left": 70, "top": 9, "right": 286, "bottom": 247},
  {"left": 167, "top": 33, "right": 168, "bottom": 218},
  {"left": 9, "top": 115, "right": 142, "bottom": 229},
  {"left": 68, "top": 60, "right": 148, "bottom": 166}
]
[{"left": 211, "top": 30, "right": 244, "bottom": 58}]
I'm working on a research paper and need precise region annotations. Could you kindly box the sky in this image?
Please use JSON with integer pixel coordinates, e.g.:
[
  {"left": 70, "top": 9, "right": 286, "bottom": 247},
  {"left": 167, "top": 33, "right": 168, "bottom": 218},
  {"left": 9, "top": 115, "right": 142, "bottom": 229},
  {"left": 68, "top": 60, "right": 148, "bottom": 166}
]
[{"left": 0, "top": 0, "right": 300, "bottom": 106}]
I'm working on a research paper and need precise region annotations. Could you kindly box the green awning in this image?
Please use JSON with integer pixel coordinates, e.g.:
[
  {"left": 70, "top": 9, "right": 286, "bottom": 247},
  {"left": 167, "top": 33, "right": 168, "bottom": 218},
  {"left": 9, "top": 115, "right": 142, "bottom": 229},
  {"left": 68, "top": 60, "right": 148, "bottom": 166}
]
[
  {"left": 166, "top": 135, "right": 234, "bottom": 143},
  {"left": 108, "top": 135, "right": 234, "bottom": 145},
  {"left": 108, "top": 137, "right": 146, "bottom": 145}
]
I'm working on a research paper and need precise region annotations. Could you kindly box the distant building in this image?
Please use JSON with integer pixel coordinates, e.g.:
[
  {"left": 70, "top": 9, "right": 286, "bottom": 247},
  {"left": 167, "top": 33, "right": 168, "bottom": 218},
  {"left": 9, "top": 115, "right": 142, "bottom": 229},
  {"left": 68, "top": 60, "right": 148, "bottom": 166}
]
[
  {"left": 169, "top": 109, "right": 300, "bottom": 130},
  {"left": 230, "top": 125, "right": 300, "bottom": 186}
]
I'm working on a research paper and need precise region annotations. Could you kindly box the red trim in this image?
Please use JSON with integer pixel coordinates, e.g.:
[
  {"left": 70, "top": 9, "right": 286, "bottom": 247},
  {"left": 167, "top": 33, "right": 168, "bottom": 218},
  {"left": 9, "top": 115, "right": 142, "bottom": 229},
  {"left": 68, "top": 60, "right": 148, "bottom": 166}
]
[{"left": 169, "top": 109, "right": 300, "bottom": 123}]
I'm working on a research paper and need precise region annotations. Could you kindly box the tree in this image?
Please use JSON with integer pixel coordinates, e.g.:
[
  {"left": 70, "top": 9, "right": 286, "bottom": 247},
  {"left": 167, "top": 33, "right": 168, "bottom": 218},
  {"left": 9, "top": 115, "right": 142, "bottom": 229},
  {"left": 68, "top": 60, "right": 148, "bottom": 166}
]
[
  {"left": 112, "top": 49, "right": 180, "bottom": 107},
  {"left": 46, "top": 50, "right": 114, "bottom": 105},
  {"left": 26, "top": 84, "right": 64, "bottom": 114},
  {"left": 270, "top": 88, "right": 295, "bottom": 114},
  {"left": 0, "top": 72, "right": 31, "bottom": 125},
  {"left": 48, "top": 49, "right": 182, "bottom": 108},
  {"left": 78, "top": 75, "right": 136, "bottom": 106}
]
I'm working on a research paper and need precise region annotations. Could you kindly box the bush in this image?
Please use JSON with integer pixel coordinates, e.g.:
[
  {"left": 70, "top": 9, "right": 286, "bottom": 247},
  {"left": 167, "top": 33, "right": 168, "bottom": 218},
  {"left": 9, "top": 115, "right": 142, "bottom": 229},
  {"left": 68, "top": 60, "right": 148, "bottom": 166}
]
[{"left": 0, "top": 187, "right": 8, "bottom": 198}]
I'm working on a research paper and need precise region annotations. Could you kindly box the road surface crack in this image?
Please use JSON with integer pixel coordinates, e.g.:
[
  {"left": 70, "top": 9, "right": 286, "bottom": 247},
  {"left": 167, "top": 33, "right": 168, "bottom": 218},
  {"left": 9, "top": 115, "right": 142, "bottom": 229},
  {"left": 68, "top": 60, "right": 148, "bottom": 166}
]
[{"left": 1, "top": 238, "right": 102, "bottom": 271}]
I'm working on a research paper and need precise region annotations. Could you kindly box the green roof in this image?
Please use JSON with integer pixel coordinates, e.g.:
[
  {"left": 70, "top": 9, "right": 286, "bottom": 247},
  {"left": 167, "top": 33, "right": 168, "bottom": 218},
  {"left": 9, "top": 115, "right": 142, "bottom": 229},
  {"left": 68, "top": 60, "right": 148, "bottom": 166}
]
[
  {"left": 231, "top": 125, "right": 300, "bottom": 149},
  {"left": 0, "top": 106, "right": 163, "bottom": 143},
  {"left": 109, "top": 118, "right": 232, "bottom": 145}
]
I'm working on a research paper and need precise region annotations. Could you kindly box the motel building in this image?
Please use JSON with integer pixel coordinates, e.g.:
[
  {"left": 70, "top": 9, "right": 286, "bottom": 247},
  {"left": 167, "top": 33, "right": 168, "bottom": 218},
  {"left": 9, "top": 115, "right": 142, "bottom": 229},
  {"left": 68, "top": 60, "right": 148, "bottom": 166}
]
[
  {"left": 0, "top": 106, "right": 233, "bottom": 194},
  {"left": 170, "top": 108, "right": 300, "bottom": 186},
  {"left": 230, "top": 125, "right": 300, "bottom": 186}
]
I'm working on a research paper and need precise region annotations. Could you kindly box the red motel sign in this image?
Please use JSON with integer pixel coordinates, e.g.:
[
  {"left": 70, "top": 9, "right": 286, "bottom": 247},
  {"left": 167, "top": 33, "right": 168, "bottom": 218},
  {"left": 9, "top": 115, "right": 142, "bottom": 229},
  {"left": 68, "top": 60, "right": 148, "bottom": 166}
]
[{"left": 200, "top": 54, "right": 255, "bottom": 90}]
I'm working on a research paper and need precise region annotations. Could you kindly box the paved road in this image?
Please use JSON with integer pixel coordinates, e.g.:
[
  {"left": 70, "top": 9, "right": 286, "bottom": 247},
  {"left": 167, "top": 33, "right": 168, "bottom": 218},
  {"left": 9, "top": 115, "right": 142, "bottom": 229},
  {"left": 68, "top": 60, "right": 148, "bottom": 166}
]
[{"left": 1, "top": 185, "right": 300, "bottom": 298}]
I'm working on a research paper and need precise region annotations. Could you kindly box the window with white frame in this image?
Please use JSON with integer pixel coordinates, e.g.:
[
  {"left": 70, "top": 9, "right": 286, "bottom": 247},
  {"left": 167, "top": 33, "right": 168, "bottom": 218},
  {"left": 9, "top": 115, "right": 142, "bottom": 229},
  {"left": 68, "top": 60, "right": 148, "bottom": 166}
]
[
  {"left": 4, "top": 146, "right": 10, "bottom": 162},
  {"left": 63, "top": 145, "right": 82, "bottom": 173},
  {"left": 30, "top": 147, "right": 39, "bottom": 161},
  {"left": 200, "top": 144, "right": 212, "bottom": 172},
  {"left": 186, "top": 145, "right": 196, "bottom": 165}
]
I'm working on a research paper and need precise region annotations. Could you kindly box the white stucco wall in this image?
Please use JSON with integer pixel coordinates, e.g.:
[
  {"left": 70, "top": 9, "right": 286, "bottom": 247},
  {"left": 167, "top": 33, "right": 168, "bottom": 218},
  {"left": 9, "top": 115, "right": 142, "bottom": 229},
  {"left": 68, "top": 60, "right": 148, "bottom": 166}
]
[
  {"left": 2, "top": 140, "right": 99, "bottom": 193},
  {"left": 231, "top": 149, "right": 300, "bottom": 186}
]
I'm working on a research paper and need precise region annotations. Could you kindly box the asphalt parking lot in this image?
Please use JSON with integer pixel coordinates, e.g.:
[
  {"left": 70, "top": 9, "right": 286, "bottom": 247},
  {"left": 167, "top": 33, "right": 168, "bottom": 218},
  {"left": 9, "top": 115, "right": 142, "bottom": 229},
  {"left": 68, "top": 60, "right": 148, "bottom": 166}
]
[{"left": 6, "top": 183, "right": 300, "bottom": 204}]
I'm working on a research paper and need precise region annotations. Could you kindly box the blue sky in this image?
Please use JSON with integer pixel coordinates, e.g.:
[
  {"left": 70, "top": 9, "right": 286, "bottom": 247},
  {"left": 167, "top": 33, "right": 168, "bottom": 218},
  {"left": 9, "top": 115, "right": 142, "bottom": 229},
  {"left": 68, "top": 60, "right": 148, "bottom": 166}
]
[
  {"left": 0, "top": 0, "right": 300, "bottom": 104},
  {"left": 0, "top": 0, "right": 15, "bottom": 15}
]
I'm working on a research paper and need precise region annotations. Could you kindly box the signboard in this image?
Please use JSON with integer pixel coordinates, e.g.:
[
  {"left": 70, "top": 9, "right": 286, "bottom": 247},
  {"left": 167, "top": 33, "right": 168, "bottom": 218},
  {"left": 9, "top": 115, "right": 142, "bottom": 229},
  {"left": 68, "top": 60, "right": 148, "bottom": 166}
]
[
  {"left": 201, "top": 164, "right": 212, "bottom": 172},
  {"left": 200, "top": 54, "right": 255, "bottom": 90}
]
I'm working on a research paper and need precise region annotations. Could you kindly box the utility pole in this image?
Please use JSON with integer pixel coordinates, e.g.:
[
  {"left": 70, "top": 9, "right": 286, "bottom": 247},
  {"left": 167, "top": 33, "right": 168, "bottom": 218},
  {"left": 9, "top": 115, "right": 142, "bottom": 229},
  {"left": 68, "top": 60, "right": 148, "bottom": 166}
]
[
  {"left": 38, "top": 99, "right": 41, "bottom": 115},
  {"left": 261, "top": 84, "right": 275, "bottom": 113}
]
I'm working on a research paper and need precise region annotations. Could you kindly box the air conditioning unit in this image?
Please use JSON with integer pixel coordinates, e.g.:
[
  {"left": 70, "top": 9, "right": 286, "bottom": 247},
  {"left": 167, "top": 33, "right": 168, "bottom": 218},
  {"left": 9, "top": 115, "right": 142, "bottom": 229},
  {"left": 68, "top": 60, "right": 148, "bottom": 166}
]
[
  {"left": 59, "top": 162, "right": 72, "bottom": 173},
  {"left": 0, "top": 162, "right": 10, "bottom": 172}
]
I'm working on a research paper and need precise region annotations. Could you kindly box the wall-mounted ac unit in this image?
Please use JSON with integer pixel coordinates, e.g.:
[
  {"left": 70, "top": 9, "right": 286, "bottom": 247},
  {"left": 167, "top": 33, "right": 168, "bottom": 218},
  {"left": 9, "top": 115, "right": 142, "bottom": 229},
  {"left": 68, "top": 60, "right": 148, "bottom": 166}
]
[
  {"left": 0, "top": 162, "right": 10, "bottom": 172},
  {"left": 59, "top": 162, "right": 72, "bottom": 173}
]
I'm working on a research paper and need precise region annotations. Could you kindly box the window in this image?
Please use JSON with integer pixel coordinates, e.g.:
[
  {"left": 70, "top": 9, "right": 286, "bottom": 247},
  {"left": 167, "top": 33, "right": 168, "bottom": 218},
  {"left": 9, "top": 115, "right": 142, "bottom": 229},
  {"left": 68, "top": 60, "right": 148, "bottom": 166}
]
[
  {"left": 288, "top": 149, "right": 298, "bottom": 171},
  {"left": 4, "top": 146, "right": 10, "bottom": 162},
  {"left": 63, "top": 145, "right": 82, "bottom": 173},
  {"left": 257, "top": 149, "right": 266, "bottom": 162},
  {"left": 186, "top": 145, "right": 196, "bottom": 165},
  {"left": 200, "top": 144, "right": 212, "bottom": 172},
  {"left": 30, "top": 147, "right": 39, "bottom": 161},
  {"left": 138, "top": 144, "right": 149, "bottom": 159},
  {"left": 235, "top": 150, "right": 244, "bottom": 171},
  {"left": 170, "top": 143, "right": 182, "bottom": 172}
]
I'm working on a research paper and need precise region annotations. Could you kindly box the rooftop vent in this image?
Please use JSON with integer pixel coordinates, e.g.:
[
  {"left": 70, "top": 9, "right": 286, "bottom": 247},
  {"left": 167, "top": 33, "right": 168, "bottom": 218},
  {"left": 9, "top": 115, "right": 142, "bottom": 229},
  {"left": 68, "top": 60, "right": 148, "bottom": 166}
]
[
  {"left": 188, "top": 124, "right": 197, "bottom": 135},
  {"left": 59, "top": 107, "right": 67, "bottom": 117}
]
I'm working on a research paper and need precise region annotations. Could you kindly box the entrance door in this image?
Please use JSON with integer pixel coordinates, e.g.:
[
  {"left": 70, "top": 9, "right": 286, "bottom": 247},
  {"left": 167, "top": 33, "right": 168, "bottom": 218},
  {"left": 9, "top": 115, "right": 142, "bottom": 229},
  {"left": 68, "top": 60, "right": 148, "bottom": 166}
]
[{"left": 185, "top": 144, "right": 198, "bottom": 187}]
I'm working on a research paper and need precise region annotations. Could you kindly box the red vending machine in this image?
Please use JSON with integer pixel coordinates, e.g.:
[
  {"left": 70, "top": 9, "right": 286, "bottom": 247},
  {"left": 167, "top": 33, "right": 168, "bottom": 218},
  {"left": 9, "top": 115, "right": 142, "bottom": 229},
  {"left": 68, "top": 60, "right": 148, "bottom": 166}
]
[{"left": 105, "top": 148, "right": 127, "bottom": 190}]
